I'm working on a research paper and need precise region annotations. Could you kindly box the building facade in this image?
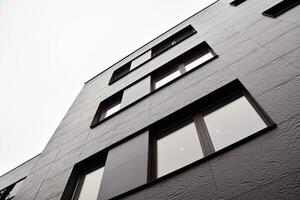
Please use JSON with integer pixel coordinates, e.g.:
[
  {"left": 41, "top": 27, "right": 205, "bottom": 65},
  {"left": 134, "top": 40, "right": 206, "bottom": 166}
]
[{"left": 1, "top": 0, "right": 300, "bottom": 199}]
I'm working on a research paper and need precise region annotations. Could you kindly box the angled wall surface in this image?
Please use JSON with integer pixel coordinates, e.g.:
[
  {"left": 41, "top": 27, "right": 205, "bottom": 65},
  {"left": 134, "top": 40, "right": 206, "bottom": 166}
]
[{"left": 1, "top": 0, "right": 300, "bottom": 199}]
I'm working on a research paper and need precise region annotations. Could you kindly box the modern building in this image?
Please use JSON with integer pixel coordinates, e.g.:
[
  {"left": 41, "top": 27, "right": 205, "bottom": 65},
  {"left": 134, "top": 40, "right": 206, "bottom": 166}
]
[{"left": 1, "top": 0, "right": 300, "bottom": 199}]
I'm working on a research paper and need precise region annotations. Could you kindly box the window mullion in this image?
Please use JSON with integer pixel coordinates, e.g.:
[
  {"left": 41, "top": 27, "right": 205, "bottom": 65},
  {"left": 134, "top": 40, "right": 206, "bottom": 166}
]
[{"left": 193, "top": 113, "right": 215, "bottom": 156}]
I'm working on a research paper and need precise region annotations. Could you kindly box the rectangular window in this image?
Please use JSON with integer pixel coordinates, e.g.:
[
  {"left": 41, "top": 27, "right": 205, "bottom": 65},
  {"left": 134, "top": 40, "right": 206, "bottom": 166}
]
[
  {"left": 262, "top": 0, "right": 300, "bottom": 18},
  {"left": 152, "top": 25, "right": 196, "bottom": 57},
  {"left": 72, "top": 167, "right": 105, "bottom": 200},
  {"left": 203, "top": 96, "right": 267, "bottom": 151},
  {"left": 62, "top": 151, "right": 107, "bottom": 200},
  {"left": 108, "top": 25, "right": 196, "bottom": 85},
  {"left": 130, "top": 50, "right": 152, "bottom": 70},
  {"left": 156, "top": 120, "right": 204, "bottom": 178},
  {"left": 150, "top": 86, "right": 274, "bottom": 179},
  {"left": 152, "top": 41, "right": 216, "bottom": 90},
  {"left": 91, "top": 92, "right": 123, "bottom": 127},
  {"left": 109, "top": 63, "right": 131, "bottom": 85},
  {"left": 229, "top": 0, "right": 247, "bottom": 6}
]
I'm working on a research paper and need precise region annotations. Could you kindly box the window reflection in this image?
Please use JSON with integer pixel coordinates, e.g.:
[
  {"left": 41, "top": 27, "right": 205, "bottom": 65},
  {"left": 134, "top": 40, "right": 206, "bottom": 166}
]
[
  {"left": 204, "top": 96, "right": 267, "bottom": 151},
  {"left": 74, "top": 167, "right": 105, "bottom": 200},
  {"left": 156, "top": 122, "right": 203, "bottom": 177}
]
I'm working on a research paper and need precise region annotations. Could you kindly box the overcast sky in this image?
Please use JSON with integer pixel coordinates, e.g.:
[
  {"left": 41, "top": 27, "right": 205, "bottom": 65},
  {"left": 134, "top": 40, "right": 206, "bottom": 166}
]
[{"left": 0, "top": 0, "right": 216, "bottom": 176}]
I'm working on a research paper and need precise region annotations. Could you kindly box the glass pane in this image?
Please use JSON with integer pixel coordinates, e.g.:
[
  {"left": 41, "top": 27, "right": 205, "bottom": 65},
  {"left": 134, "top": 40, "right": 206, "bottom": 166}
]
[
  {"left": 157, "top": 122, "right": 204, "bottom": 178},
  {"left": 76, "top": 167, "right": 105, "bottom": 200},
  {"left": 130, "top": 50, "right": 152, "bottom": 70},
  {"left": 155, "top": 70, "right": 181, "bottom": 89},
  {"left": 204, "top": 96, "right": 267, "bottom": 151},
  {"left": 104, "top": 103, "right": 121, "bottom": 118},
  {"left": 184, "top": 51, "right": 214, "bottom": 71},
  {"left": 8, "top": 179, "right": 25, "bottom": 198}
]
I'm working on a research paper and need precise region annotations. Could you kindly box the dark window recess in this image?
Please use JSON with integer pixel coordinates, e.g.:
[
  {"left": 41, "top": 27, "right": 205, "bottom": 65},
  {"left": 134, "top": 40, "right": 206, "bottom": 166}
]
[
  {"left": 0, "top": 178, "right": 25, "bottom": 200},
  {"left": 91, "top": 92, "right": 123, "bottom": 128},
  {"left": 152, "top": 41, "right": 216, "bottom": 90},
  {"left": 108, "top": 25, "right": 196, "bottom": 85},
  {"left": 152, "top": 25, "right": 196, "bottom": 57},
  {"left": 148, "top": 81, "right": 275, "bottom": 180},
  {"left": 230, "top": 0, "right": 247, "bottom": 6},
  {"left": 61, "top": 150, "right": 107, "bottom": 200},
  {"left": 262, "top": 0, "right": 300, "bottom": 18},
  {"left": 109, "top": 62, "right": 131, "bottom": 85}
]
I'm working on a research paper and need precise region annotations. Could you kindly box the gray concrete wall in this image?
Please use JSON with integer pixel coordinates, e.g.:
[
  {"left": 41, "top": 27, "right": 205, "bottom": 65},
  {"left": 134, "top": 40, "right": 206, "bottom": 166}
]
[
  {"left": 4, "top": 0, "right": 300, "bottom": 199},
  {"left": 0, "top": 155, "right": 39, "bottom": 190}
]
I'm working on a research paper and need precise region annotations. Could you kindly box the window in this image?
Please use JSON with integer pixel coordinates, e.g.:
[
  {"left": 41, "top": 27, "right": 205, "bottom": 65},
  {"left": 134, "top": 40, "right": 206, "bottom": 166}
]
[
  {"left": 72, "top": 167, "right": 105, "bottom": 200},
  {"left": 229, "top": 0, "right": 247, "bottom": 6},
  {"left": 130, "top": 50, "right": 152, "bottom": 70},
  {"left": 0, "top": 178, "right": 25, "bottom": 200},
  {"left": 262, "top": 0, "right": 300, "bottom": 18},
  {"left": 152, "top": 41, "right": 216, "bottom": 90},
  {"left": 203, "top": 96, "right": 267, "bottom": 151},
  {"left": 150, "top": 85, "right": 274, "bottom": 179},
  {"left": 108, "top": 25, "right": 196, "bottom": 85},
  {"left": 91, "top": 92, "right": 123, "bottom": 127},
  {"left": 152, "top": 25, "right": 196, "bottom": 57},
  {"left": 109, "top": 63, "right": 131, "bottom": 85},
  {"left": 156, "top": 120, "right": 204, "bottom": 177}
]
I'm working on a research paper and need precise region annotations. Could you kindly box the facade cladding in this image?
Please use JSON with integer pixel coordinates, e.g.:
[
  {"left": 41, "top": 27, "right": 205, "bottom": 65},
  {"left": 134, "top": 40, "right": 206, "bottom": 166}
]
[{"left": 1, "top": 0, "right": 300, "bottom": 199}]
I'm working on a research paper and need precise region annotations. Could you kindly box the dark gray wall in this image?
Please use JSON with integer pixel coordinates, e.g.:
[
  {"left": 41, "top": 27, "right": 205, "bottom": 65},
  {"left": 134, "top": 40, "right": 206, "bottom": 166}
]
[{"left": 3, "top": 0, "right": 300, "bottom": 199}]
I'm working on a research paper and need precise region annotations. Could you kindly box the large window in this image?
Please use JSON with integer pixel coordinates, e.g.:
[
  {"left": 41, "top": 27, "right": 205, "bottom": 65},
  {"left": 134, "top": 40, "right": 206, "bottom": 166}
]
[
  {"left": 108, "top": 25, "right": 196, "bottom": 85},
  {"left": 152, "top": 41, "right": 216, "bottom": 90},
  {"left": 150, "top": 91, "right": 273, "bottom": 179},
  {"left": 72, "top": 167, "right": 105, "bottom": 200},
  {"left": 156, "top": 120, "right": 204, "bottom": 178},
  {"left": 203, "top": 96, "right": 267, "bottom": 151},
  {"left": 262, "top": 0, "right": 300, "bottom": 18}
]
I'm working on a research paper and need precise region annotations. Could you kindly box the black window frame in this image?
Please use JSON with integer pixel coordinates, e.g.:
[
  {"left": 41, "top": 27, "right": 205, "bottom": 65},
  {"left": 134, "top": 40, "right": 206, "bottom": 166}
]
[
  {"left": 61, "top": 150, "right": 108, "bottom": 200},
  {"left": 108, "top": 25, "right": 197, "bottom": 85},
  {"left": 90, "top": 91, "right": 123, "bottom": 128},
  {"left": 108, "top": 62, "right": 131, "bottom": 85},
  {"left": 151, "top": 41, "right": 217, "bottom": 91},
  {"left": 148, "top": 85, "right": 274, "bottom": 180},
  {"left": 262, "top": 0, "right": 300, "bottom": 18},
  {"left": 229, "top": 0, "right": 247, "bottom": 7}
]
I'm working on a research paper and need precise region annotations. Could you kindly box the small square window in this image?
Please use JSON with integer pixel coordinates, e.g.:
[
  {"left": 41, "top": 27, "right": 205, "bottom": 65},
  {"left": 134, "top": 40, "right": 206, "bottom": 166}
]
[
  {"left": 203, "top": 96, "right": 267, "bottom": 151},
  {"left": 109, "top": 63, "right": 131, "bottom": 85},
  {"left": 229, "top": 0, "right": 247, "bottom": 7},
  {"left": 155, "top": 121, "right": 204, "bottom": 178},
  {"left": 91, "top": 92, "right": 123, "bottom": 127},
  {"left": 72, "top": 167, "right": 105, "bottom": 200},
  {"left": 262, "top": 0, "right": 300, "bottom": 18}
]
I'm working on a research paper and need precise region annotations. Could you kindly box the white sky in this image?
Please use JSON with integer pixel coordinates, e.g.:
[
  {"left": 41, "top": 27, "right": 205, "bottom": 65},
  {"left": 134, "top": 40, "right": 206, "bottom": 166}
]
[{"left": 0, "top": 0, "right": 216, "bottom": 176}]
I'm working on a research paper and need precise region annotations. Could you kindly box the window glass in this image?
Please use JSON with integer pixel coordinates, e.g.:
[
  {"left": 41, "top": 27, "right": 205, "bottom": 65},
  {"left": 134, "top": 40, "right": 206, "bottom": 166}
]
[
  {"left": 154, "top": 69, "right": 181, "bottom": 89},
  {"left": 75, "top": 167, "right": 105, "bottom": 200},
  {"left": 8, "top": 179, "right": 25, "bottom": 198},
  {"left": 184, "top": 51, "right": 214, "bottom": 71},
  {"left": 103, "top": 103, "right": 121, "bottom": 118},
  {"left": 130, "top": 50, "right": 152, "bottom": 70},
  {"left": 157, "top": 122, "right": 204, "bottom": 177},
  {"left": 204, "top": 96, "right": 267, "bottom": 151}
]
